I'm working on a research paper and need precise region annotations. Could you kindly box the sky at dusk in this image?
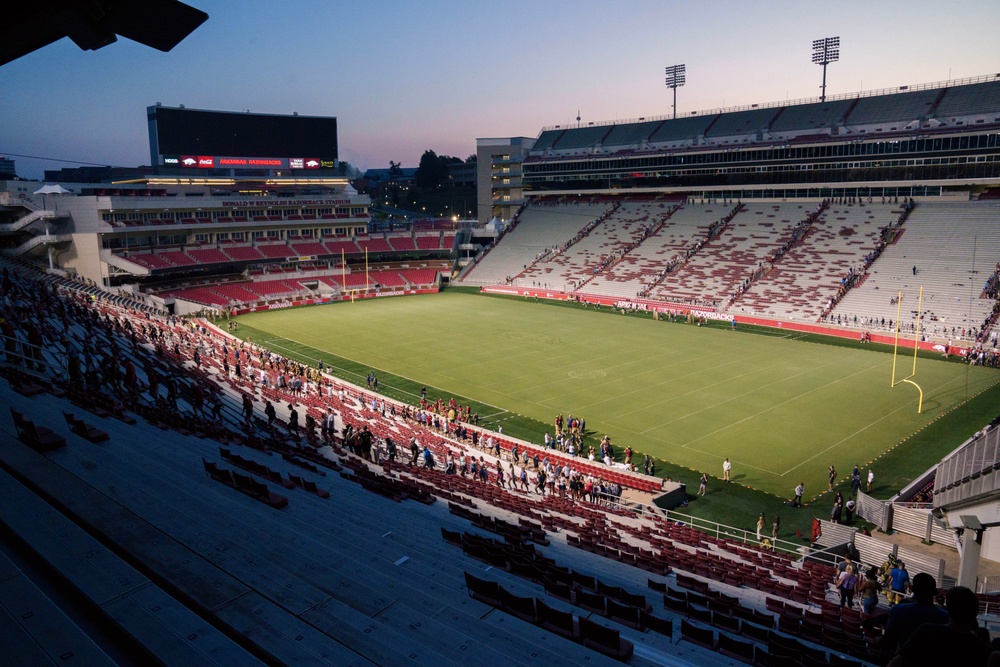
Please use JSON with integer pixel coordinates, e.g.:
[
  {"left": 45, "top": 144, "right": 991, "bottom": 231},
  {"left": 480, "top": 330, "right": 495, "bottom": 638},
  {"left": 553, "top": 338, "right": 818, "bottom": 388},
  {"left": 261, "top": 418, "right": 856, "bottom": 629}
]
[{"left": 1, "top": 0, "right": 998, "bottom": 180}]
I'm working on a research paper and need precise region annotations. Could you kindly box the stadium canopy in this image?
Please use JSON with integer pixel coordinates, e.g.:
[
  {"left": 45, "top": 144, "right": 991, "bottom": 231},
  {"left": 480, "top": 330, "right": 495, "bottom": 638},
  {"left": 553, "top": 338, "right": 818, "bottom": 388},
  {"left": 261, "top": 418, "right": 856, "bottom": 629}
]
[
  {"left": 34, "top": 184, "right": 73, "bottom": 195},
  {"left": 1, "top": 0, "right": 208, "bottom": 66},
  {"left": 35, "top": 185, "right": 73, "bottom": 195}
]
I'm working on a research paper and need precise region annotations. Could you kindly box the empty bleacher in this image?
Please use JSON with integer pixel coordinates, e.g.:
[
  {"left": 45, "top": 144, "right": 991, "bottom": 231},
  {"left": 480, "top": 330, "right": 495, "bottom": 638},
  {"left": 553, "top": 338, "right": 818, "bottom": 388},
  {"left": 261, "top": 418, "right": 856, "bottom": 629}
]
[
  {"left": 124, "top": 252, "right": 174, "bottom": 270},
  {"left": 705, "top": 108, "right": 780, "bottom": 139},
  {"left": 186, "top": 247, "right": 232, "bottom": 265},
  {"left": 934, "top": 79, "right": 1000, "bottom": 120},
  {"left": 770, "top": 99, "right": 854, "bottom": 134},
  {"left": 601, "top": 120, "right": 663, "bottom": 148},
  {"left": 833, "top": 201, "right": 1000, "bottom": 340},
  {"left": 462, "top": 201, "right": 611, "bottom": 287},
  {"left": 738, "top": 203, "right": 899, "bottom": 321},
  {"left": 845, "top": 88, "right": 940, "bottom": 126},
  {"left": 256, "top": 243, "right": 296, "bottom": 260},
  {"left": 223, "top": 245, "right": 267, "bottom": 262},
  {"left": 654, "top": 203, "right": 803, "bottom": 306},
  {"left": 647, "top": 115, "right": 717, "bottom": 145},
  {"left": 289, "top": 241, "right": 329, "bottom": 257}
]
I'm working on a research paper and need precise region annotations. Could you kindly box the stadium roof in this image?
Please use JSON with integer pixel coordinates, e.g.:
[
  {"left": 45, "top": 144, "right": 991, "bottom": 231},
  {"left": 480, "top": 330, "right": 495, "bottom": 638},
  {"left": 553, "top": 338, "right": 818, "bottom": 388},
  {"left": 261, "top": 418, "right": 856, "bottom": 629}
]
[{"left": 0, "top": 0, "right": 207, "bottom": 66}]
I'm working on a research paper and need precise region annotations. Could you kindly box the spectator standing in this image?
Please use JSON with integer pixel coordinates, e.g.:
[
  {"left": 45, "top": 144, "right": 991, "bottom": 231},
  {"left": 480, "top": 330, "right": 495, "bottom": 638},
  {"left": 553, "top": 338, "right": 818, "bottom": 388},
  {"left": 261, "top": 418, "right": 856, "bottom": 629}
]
[
  {"left": 698, "top": 473, "right": 708, "bottom": 496},
  {"left": 829, "top": 465, "right": 837, "bottom": 491},
  {"left": 837, "top": 564, "right": 858, "bottom": 608},
  {"left": 867, "top": 469, "right": 875, "bottom": 493},
  {"left": 756, "top": 513, "right": 766, "bottom": 541},
  {"left": 793, "top": 482, "right": 805, "bottom": 507},
  {"left": 772, "top": 514, "right": 780, "bottom": 540},
  {"left": 723, "top": 458, "right": 732, "bottom": 482},
  {"left": 887, "top": 561, "right": 912, "bottom": 607},
  {"left": 858, "top": 566, "right": 882, "bottom": 617}
]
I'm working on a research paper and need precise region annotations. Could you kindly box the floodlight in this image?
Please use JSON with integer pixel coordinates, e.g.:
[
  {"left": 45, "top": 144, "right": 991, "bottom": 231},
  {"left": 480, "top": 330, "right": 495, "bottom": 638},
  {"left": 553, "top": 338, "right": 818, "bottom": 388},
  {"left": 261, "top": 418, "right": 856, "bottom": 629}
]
[
  {"left": 812, "top": 36, "right": 840, "bottom": 102},
  {"left": 664, "top": 64, "right": 686, "bottom": 119}
]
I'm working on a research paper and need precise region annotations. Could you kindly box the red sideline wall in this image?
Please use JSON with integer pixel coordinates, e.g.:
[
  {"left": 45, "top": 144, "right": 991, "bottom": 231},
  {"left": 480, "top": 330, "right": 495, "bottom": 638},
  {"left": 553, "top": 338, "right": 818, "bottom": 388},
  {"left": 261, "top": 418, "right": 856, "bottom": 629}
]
[
  {"left": 233, "top": 288, "right": 438, "bottom": 315},
  {"left": 481, "top": 285, "right": 963, "bottom": 354}
]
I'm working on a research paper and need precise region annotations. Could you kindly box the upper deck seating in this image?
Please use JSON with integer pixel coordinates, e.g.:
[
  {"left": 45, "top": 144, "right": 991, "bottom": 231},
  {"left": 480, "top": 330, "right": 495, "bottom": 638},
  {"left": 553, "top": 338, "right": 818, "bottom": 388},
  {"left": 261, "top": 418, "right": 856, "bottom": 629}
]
[
  {"left": 186, "top": 247, "right": 231, "bottom": 265},
  {"left": 256, "top": 244, "right": 296, "bottom": 260},
  {"left": 388, "top": 235, "right": 416, "bottom": 251},
  {"left": 846, "top": 89, "right": 940, "bottom": 126},
  {"left": 934, "top": 80, "right": 1000, "bottom": 119},
  {"left": 770, "top": 99, "right": 854, "bottom": 133},
  {"left": 125, "top": 253, "right": 174, "bottom": 270},
  {"left": 223, "top": 245, "right": 266, "bottom": 262}
]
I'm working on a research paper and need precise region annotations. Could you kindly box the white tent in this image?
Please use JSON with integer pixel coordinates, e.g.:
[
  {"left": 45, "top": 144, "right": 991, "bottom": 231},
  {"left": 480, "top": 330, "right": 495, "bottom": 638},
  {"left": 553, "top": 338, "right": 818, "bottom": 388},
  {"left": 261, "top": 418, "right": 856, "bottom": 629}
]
[{"left": 33, "top": 184, "right": 73, "bottom": 195}]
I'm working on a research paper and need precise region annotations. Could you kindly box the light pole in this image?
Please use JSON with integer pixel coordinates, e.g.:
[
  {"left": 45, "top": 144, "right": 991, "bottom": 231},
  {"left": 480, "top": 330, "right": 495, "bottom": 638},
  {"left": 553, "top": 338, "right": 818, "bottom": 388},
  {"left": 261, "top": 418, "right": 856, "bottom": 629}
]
[
  {"left": 664, "top": 64, "right": 686, "bottom": 120},
  {"left": 812, "top": 37, "right": 840, "bottom": 103}
]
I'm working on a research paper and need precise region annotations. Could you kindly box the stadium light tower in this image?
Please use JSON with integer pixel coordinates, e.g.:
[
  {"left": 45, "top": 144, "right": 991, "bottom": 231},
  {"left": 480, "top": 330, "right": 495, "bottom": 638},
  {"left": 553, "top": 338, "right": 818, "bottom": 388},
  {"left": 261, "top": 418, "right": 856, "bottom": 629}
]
[
  {"left": 664, "top": 64, "right": 686, "bottom": 120},
  {"left": 812, "top": 36, "right": 840, "bottom": 103}
]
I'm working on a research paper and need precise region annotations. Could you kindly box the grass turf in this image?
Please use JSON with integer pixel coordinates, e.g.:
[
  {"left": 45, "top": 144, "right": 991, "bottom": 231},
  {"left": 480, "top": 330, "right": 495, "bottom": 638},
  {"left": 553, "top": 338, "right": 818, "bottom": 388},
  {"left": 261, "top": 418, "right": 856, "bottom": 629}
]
[{"left": 233, "top": 288, "right": 998, "bottom": 492}]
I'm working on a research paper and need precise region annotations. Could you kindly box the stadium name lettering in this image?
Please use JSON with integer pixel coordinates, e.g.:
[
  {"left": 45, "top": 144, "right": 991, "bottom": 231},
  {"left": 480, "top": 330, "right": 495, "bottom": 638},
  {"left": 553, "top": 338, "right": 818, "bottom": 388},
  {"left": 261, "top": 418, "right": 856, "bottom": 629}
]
[
  {"left": 221, "top": 199, "right": 350, "bottom": 207},
  {"left": 375, "top": 290, "right": 405, "bottom": 298}
]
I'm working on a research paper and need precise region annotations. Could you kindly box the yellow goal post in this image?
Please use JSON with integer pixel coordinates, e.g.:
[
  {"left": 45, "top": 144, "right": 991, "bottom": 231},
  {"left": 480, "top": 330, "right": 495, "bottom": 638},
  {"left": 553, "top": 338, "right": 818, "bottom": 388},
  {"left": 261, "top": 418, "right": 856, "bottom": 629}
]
[{"left": 890, "top": 286, "right": 924, "bottom": 413}]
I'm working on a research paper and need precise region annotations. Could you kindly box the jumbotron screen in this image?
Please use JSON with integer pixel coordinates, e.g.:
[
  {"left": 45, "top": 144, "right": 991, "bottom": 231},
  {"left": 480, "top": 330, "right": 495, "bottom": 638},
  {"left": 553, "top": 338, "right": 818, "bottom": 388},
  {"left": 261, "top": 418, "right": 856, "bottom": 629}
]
[{"left": 148, "top": 105, "right": 338, "bottom": 169}]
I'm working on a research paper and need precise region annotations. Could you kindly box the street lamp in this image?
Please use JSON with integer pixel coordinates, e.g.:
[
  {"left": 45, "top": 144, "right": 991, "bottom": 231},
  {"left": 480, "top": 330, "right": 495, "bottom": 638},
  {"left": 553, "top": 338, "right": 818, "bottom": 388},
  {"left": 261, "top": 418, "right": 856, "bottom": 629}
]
[
  {"left": 664, "top": 64, "right": 686, "bottom": 120},
  {"left": 812, "top": 36, "right": 840, "bottom": 103}
]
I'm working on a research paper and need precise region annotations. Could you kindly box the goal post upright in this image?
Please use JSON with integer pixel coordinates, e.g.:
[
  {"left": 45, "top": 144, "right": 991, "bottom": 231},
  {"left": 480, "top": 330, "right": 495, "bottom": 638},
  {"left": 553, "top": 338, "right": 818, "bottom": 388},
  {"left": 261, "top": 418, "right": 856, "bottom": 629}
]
[{"left": 890, "top": 286, "right": 925, "bottom": 413}]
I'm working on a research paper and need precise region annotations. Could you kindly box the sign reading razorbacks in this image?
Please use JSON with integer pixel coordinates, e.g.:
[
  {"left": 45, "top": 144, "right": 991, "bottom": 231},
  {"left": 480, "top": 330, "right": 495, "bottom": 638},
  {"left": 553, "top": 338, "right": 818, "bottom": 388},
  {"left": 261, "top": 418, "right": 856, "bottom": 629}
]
[{"left": 689, "top": 310, "right": 733, "bottom": 321}]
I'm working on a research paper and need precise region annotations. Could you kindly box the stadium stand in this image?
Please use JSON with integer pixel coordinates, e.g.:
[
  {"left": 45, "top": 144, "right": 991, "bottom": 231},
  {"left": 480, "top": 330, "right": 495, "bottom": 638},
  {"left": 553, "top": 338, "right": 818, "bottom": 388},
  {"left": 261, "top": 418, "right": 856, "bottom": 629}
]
[
  {"left": 647, "top": 115, "right": 717, "bottom": 145},
  {"left": 654, "top": 203, "right": 803, "bottom": 307},
  {"left": 2, "top": 257, "right": 996, "bottom": 664},
  {"left": 770, "top": 99, "right": 855, "bottom": 134},
  {"left": 831, "top": 201, "right": 1000, "bottom": 341},
  {"left": 325, "top": 239, "right": 363, "bottom": 256},
  {"left": 388, "top": 234, "right": 417, "bottom": 252},
  {"left": 934, "top": 79, "right": 1000, "bottom": 120},
  {"left": 602, "top": 120, "right": 664, "bottom": 148},
  {"left": 463, "top": 200, "right": 612, "bottom": 287},
  {"left": 732, "top": 202, "right": 891, "bottom": 321},
  {"left": 844, "top": 88, "right": 940, "bottom": 127},
  {"left": 186, "top": 246, "right": 231, "bottom": 265},
  {"left": 289, "top": 241, "right": 329, "bottom": 257},
  {"left": 553, "top": 125, "right": 612, "bottom": 151},
  {"left": 124, "top": 252, "right": 174, "bottom": 270},
  {"left": 532, "top": 128, "right": 564, "bottom": 152},
  {"left": 222, "top": 245, "right": 267, "bottom": 262},
  {"left": 704, "top": 107, "right": 780, "bottom": 139},
  {"left": 256, "top": 243, "right": 296, "bottom": 260}
]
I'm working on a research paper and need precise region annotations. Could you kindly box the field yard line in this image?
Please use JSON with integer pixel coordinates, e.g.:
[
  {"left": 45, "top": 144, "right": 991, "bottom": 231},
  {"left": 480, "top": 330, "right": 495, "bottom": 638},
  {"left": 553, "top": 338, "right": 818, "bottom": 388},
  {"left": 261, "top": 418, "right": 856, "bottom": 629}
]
[
  {"left": 621, "top": 356, "right": 844, "bottom": 431},
  {"left": 263, "top": 333, "right": 515, "bottom": 415},
  {"left": 780, "top": 372, "right": 973, "bottom": 477},
  {"left": 626, "top": 427, "right": 782, "bottom": 476},
  {"left": 667, "top": 360, "right": 885, "bottom": 443}
]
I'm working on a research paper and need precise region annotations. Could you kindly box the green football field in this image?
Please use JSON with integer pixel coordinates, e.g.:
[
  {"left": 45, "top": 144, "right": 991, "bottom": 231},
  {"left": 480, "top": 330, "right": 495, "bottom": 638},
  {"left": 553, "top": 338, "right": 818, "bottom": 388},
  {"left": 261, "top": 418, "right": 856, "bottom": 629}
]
[{"left": 233, "top": 291, "right": 1000, "bottom": 501}]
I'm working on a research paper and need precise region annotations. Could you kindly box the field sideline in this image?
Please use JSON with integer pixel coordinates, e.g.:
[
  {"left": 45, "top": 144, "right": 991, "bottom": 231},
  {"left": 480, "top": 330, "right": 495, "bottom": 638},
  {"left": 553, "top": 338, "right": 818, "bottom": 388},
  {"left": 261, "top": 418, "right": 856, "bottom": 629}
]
[{"left": 234, "top": 290, "right": 1000, "bottom": 501}]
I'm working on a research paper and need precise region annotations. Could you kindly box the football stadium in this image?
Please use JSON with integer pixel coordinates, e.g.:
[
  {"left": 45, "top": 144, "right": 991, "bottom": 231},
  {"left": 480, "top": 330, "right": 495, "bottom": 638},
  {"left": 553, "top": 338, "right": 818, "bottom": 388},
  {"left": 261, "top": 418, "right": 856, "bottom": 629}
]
[{"left": 2, "top": 10, "right": 1000, "bottom": 667}]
